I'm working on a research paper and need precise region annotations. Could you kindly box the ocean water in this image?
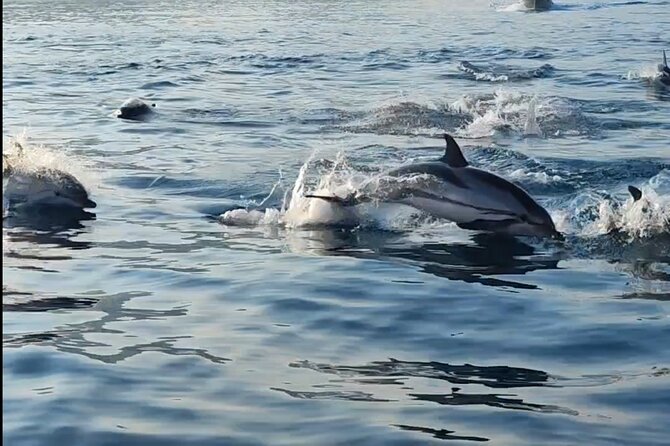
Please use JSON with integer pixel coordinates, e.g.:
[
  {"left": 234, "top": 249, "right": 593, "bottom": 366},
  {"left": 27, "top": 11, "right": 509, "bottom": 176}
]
[{"left": 3, "top": 0, "right": 670, "bottom": 444}]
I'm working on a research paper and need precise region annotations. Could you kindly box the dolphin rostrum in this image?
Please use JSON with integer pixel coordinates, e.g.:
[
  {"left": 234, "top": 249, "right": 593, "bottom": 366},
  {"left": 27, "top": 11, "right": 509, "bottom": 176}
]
[
  {"left": 306, "top": 134, "right": 562, "bottom": 239},
  {"left": 3, "top": 143, "right": 96, "bottom": 210}
]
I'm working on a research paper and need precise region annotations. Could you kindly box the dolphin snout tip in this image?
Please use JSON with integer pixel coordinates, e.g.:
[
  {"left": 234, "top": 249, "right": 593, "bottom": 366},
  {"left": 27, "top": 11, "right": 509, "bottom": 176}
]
[{"left": 84, "top": 199, "right": 97, "bottom": 209}]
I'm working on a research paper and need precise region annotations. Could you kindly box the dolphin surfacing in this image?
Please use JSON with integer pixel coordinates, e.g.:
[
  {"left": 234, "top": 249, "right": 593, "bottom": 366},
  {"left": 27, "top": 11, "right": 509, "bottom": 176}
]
[
  {"left": 3, "top": 143, "right": 96, "bottom": 210},
  {"left": 116, "top": 98, "right": 156, "bottom": 121},
  {"left": 306, "top": 134, "right": 561, "bottom": 239}
]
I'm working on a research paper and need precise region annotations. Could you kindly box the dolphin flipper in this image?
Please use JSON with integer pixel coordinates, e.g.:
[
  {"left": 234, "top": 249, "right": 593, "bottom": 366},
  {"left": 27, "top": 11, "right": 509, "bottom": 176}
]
[
  {"left": 440, "top": 134, "right": 468, "bottom": 168},
  {"left": 628, "top": 185, "right": 642, "bottom": 202}
]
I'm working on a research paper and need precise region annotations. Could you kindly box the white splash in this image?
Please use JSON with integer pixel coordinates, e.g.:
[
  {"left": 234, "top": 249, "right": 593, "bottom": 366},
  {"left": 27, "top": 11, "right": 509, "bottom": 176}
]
[
  {"left": 3, "top": 133, "right": 94, "bottom": 187},
  {"left": 523, "top": 97, "right": 542, "bottom": 136},
  {"left": 557, "top": 175, "right": 670, "bottom": 239},
  {"left": 220, "top": 152, "right": 363, "bottom": 229},
  {"left": 219, "top": 152, "right": 430, "bottom": 231},
  {"left": 496, "top": 1, "right": 533, "bottom": 12},
  {"left": 508, "top": 168, "right": 562, "bottom": 184},
  {"left": 453, "top": 89, "right": 583, "bottom": 139},
  {"left": 625, "top": 65, "right": 666, "bottom": 83}
]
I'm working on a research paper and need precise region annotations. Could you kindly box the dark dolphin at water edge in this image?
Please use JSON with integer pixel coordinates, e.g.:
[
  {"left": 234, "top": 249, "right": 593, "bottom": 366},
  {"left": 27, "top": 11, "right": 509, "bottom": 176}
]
[
  {"left": 658, "top": 50, "right": 670, "bottom": 86},
  {"left": 307, "top": 134, "right": 562, "bottom": 239},
  {"left": 523, "top": 0, "right": 554, "bottom": 11}
]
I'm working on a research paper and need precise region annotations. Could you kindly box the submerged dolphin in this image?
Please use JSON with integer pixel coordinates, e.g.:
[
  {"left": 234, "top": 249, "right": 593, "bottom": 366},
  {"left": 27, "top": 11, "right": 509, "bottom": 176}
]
[
  {"left": 3, "top": 144, "right": 96, "bottom": 210},
  {"left": 306, "top": 134, "right": 561, "bottom": 239},
  {"left": 523, "top": 0, "right": 553, "bottom": 10}
]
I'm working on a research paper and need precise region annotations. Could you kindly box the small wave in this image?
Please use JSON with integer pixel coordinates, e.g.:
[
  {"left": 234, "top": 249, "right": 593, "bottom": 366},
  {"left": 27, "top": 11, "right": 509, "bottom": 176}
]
[
  {"left": 508, "top": 168, "right": 563, "bottom": 185},
  {"left": 452, "top": 90, "right": 595, "bottom": 138},
  {"left": 140, "top": 80, "right": 178, "bottom": 89},
  {"left": 225, "top": 53, "right": 326, "bottom": 70},
  {"left": 331, "top": 91, "right": 594, "bottom": 139},
  {"left": 416, "top": 48, "right": 454, "bottom": 63},
  {"left": 338, "top": 101, "right": 470, "bottom": 136},
  {"left": 462, "top": 46, "right": 553, "bottom": 60},
  {"left": 457, "top": 61, "right": 555, "bottom": 82},
  {"left": 179, "top": 107, "right": 237, "bottom": 124}
]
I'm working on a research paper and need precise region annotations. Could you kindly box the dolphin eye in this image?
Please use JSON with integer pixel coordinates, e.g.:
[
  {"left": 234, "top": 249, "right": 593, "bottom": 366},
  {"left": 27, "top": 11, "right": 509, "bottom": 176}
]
[{"left": 54, "top": 192, "right": 61, "bottom": 196}]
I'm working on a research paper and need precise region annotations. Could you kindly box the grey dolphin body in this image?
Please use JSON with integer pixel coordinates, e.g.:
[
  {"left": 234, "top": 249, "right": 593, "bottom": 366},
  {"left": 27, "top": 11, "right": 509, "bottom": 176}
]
[
  {"left": 523, "top": 0, "right": 553, "bottom": 10},
  {"left": 116, "top": 98, "right": 156, "bottom": 121},
  {"left": 307, "top": 135, "right": 561, "bottom": 239},
  {"left": 3, "top": 146, "right": 96, "bottom": 210}
]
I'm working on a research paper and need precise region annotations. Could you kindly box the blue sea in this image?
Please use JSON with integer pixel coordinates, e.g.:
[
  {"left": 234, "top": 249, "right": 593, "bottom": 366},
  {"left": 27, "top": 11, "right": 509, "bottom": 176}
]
[{"left": 3, "top": 0, "right": 670, "bottom": 444}]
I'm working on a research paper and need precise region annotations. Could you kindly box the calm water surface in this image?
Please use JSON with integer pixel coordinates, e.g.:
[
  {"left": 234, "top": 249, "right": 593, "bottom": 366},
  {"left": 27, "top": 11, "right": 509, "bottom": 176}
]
[{"left": 3, "top": 0, "right": 670, "bottom": 445}]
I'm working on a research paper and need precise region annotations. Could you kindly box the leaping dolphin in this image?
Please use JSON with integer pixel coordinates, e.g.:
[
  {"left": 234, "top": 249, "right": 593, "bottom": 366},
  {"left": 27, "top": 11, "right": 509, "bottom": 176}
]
[
  {"left": 3, "top": 143, "right": 96, "bottom": 210},
  {"left": 306, "top": 134, "right": 562, "bottom": 239}
]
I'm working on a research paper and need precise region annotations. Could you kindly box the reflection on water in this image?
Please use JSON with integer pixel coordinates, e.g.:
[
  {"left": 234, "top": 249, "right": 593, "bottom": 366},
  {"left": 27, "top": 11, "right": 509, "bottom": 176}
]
[
  {"left": 4, "top": 207, "right": 96, "bottom": 231},
  {"left": 289, "top": 358, "right": 554, "bottom": 389},
  {"left": 3, "top": 293, "right": 99, "bottom": 312},
  {"left": 280, "top": 358, "right": 579, "bottom": 426},
  {"left": 271, "top": 387, "right": 392, "bottom": 402},
  {"left": 288, "top": 229, "right": 560, "bottom": 289},
  {"left": 3, "top": 208, "right": 95, "bottom": 250},
  {"left": 411, "top": 389, "right": 578, "bottom": 416},
  {"left": 394, "top": 424, "right": 489, "bottom": 443},
  {"left": 3, "top": 290, "right": 230, "bottom": 365}
]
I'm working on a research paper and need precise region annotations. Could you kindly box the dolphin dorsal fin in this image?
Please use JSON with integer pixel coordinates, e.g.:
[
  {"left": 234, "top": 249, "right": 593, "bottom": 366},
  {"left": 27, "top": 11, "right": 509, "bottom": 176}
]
[
  {"left": 628, "top": 185, "right": 642, "bottom": 202},
  {"left": 664, "top": 50, "right": 668, "bottom": 69},
  {"left": 440, "top": 134, "right": 468, "bottom": 168}
]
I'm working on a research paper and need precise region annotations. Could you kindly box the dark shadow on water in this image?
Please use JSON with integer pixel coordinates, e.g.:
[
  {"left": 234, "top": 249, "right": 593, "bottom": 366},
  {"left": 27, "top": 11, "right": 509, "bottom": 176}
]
[
  {"left": 278, "top": 358, "right": 579, "bottom": 422},
  {"left": 395, "top": 424, "right": 489, "bottom": 442},
  {"left": 271, "top": 387, "right": 392, "bottom": 402},
  {"left": 411, "top": 389, "right": 578, "bottom": 415},
  {"left": 3, "top": 294, "right": 99, "bottom": 312},
  {"left": 291, "top": 230, "right": 560, "bottom": 290},
  {"left": 289, "top": 358, "right": 554, "bottom": 389}
]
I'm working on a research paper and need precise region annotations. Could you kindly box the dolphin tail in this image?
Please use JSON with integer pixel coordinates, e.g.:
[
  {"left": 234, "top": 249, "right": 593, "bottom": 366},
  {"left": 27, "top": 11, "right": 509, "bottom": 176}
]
[
  {"left": 628, "top": 185, "right": 642, "bottom": 202},
  {"left": 304, "top": 193, "right": 367, "bottom": 207}
]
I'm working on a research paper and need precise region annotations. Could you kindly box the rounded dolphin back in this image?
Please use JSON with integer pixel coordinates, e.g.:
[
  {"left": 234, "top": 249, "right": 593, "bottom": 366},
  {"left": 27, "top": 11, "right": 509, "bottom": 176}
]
[{"left": 116, "top": 98, "right": 156, "bottom": 121}]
